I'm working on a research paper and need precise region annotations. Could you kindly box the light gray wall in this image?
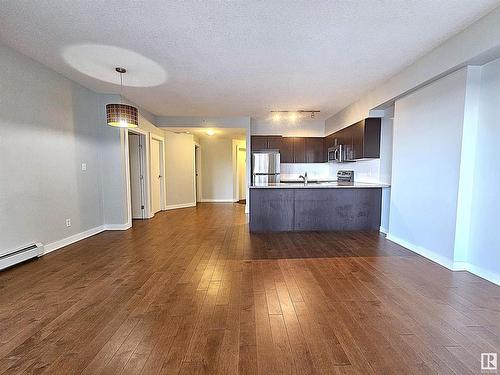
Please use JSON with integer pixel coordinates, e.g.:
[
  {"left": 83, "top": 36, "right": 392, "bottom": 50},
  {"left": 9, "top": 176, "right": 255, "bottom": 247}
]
[
  {"left": 97, "top": 94, "right": 129, "bottom": 226},
  {"left": 200, "top": 138, "right": 234, "bottom": 201},
  {"left": 164, "top": 131, "right": 196, "bottom": 207},
  {"left": 388, "top": 69, "right": 467, "bottom": 266},
  {"left": 0, "top": 45, "right": 103, "bottom": 251},
  {"left": 251, "top": 118, "right": 325, "bottom": 137},
  {"left": 468, "top": 58, "right": 500, "bottom": 280}
]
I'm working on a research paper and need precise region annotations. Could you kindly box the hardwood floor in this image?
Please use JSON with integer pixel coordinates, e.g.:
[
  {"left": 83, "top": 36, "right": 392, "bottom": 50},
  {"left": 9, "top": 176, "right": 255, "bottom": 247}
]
[{"left": 0, "top": 204, "right": 498, "bottom": 374}]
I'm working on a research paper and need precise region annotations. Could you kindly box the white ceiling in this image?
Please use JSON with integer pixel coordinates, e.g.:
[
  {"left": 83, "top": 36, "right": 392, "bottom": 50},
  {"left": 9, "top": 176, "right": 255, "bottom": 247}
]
[{"left": 1, "top": 1, "right": 498, "bottom": 119}]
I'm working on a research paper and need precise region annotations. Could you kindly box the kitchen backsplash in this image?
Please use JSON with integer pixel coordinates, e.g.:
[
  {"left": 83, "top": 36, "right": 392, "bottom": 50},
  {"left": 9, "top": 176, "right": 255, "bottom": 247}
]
[{"left": 281, "top": 160, "right": 382, "bottom": 182}]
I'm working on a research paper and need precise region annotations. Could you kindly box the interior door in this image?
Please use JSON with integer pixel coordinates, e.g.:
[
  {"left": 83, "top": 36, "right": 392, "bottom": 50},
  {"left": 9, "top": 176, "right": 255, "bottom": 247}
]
[
  {"left": 237, "top": 147, "right": 247, "bottom": 200},
  {"left": 151, "top": 138, "right": 162, "bottom": 214},
  {"left": 129, "top": 133, "right": 144, "bottom": 219}
]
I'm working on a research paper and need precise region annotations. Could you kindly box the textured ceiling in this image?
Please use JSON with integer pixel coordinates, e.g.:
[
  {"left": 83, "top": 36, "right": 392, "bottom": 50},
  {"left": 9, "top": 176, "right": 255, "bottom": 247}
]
[{"left": 0, "top": 1, "right": 498, "bottom": 119}]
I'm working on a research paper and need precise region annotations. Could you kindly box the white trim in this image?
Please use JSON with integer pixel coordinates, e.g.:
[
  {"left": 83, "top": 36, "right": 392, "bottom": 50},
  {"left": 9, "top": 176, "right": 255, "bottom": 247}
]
[
  {"left": 386, "top": 233, "right": 455, "bottom": 270},
  {"left": 193, "top": 143, "right": 198, "bottom": 204},
  {"left": 200, "top": 199, "right": 235, "bottom": 203},
  {"left": 149, "top": 133, "right": 167, "bottom": 212},
  {"left": 43, "top": 226, "right": 105, "bottom": 255},
  {"left": 121, "top": 129, "right": 132, "bottom": 229},
  {"left": 454, "top": 262, "right": 500, "bottom": 286},
  {"left": 386, "top": 233, "right": 500, "bottom": 286},
  {"left": 127, "top": 129, "right": 151, "bottom": 221},
  {"left": 379, "top": 226, "right": 388, "bottom": 234},
  {"left": 166, "top": 202, "right": 197, "bottom": 210},
  {"left": 104, "top": 223, "right": 132, "bottom": 231}
]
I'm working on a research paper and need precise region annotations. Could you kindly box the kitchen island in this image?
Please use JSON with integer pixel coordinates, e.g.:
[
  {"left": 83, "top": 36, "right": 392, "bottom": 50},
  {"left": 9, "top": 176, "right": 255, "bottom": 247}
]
[{"left": 249, "top": 182, "right": 389, "bottom": 232}]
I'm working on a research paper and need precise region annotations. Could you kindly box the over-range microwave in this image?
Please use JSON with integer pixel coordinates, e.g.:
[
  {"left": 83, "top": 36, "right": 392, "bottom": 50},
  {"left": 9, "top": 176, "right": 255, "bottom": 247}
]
[{"left": 328, "top": 145, "right": 346, "bottom": 163}]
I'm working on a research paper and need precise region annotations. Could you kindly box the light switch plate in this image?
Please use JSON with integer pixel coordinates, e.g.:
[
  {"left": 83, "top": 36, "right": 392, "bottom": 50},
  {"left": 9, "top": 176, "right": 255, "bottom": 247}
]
[{"left": 81, "top": 163, "right": 87, "bottom": 171}]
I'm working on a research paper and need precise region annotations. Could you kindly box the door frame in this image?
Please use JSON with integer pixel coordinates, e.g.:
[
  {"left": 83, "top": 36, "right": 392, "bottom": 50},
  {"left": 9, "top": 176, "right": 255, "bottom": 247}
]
[
  {"left": 194, "top": 142, "right": 201, "bottom": 203},
  {"left": 127, "top": 130, "right": 150, "bottom": 219},
  {"left": 149, "top": 133, "right": 167, "bottom": 213},
  {"left": 125, "top": 128, "right": 152, "bottom": 227},
  {"left": 232, "top": 139, "right": 247, "bottom": 203}
]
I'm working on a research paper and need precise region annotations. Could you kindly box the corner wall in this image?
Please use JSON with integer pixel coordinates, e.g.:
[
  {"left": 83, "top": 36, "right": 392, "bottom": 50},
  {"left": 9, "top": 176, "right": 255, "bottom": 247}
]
[
  {"left": 387, "top": 69, "right": 468, "bottom": 268},
  {"left": 466, "top": 58, "right": 500, "bottom": 283}
]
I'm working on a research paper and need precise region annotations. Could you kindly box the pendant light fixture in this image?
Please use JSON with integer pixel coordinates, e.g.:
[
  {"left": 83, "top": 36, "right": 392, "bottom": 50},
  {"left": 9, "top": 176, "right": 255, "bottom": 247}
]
[{"left": 106, "top": 67, "right": 138, "bottom": 128}]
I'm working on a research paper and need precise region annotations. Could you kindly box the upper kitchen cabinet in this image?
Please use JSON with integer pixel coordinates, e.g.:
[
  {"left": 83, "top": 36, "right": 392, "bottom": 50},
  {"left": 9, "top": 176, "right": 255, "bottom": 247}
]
[
  {"left": 293, "top": 137, "right": 306, "bottom": 163},
  {"left": 351, "top": 118, "right": 381, "bottom": 160},
  {"left": 267, "top": 136, "right": 282, "bottom": 150},
  {"left": 280, "top": 137, "right": 294, "bottom": 163},
  {"left": 305, "top": 137, "right": 325, "bottom": 163},
  {"left": 280, "top": 137, "right": 312, "bottom": 163},
  {"left": 251, "top": 135, "right": 282, "bottom": 151}
]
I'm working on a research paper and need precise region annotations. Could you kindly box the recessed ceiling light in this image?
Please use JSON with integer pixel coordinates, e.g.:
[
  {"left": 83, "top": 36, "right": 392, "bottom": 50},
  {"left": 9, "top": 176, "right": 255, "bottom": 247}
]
[{"left": 206, "top": 129, "right": 215, "bottom": 136}]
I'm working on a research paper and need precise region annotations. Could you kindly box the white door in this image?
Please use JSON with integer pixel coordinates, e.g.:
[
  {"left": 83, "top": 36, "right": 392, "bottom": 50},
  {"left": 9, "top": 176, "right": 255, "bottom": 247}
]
[
  {"left": 195, "top": 146, "right": 200, "bottom": 203},
  {"left": 237, "top": 147, "right": 247, "bottom": 200},
  {"left": 129, "top": 133, "right": 145, "bottom": 218},
  {"left": 151, "top": 138, "right": 162, "bottom": 214}
]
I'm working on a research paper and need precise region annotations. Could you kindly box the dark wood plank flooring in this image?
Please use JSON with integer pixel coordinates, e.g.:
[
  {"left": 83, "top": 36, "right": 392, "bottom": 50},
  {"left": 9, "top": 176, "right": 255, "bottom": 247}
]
[{"left": 0, "top": 204, "right": 498, "bottom": 374}]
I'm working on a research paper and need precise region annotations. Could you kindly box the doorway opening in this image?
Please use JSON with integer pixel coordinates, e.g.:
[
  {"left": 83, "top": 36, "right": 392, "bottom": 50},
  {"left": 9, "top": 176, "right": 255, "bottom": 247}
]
[
  {"left": 127, "top": 129, "right": 150, "bottom": 225},
  {"left": 236, "top": 145, "right": 247, "bottom": 204}
]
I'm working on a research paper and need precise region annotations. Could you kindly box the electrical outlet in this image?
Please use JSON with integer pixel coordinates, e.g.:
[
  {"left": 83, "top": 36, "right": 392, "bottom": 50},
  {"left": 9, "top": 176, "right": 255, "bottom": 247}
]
[
  {"left": 66, "top": 219, "right": 71, "bottom": 227},
  {"left": 81, "top": 163, "right": 87, "bottom": 171}
]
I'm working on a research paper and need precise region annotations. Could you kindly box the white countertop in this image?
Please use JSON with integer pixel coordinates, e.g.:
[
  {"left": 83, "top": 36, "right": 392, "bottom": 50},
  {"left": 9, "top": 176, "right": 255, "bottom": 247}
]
[{"left": 250, "top": 181, "right": 390, "bottom": 189}]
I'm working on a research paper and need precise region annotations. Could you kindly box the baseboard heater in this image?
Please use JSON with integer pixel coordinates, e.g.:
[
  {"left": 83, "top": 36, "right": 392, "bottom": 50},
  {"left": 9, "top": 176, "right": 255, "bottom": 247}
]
[{"left": 0, "top": 243, "right": 44, "bottom": 271}]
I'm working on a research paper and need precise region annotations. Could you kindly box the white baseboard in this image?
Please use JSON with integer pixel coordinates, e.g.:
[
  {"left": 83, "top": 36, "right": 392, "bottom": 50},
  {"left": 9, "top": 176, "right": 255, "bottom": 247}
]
[
  {"left": 44, "top": 225, "right": 105, "bottom": 255},
  {"left": 165, "top": 202, "right": 197, "bottom": 210},
  {"left": 379, "top": 226, "right": 388, "bottom": 234},
  {"left": 386, "top": 233, "right": 499, "bottom": 286},
  {"left": 200, "top": 199, "right": 234, "bottom": 203},
  {"left": 452, "top": 261, "right": 500, "bottom": 286},
  {"left": 104, "top": 223, "right": 132, "bottom": 231},
  {"left": 386, "top": 233, "right": 455, "bottom": 270}
]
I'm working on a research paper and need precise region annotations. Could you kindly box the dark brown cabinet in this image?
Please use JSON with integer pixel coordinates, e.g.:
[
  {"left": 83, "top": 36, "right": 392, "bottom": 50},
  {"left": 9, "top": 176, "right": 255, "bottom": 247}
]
[
  {"left": 252, "top": 118, "right": 380, "bottom": 164},
  {"left": 267, "top": 136, "right": 282, "bottom": 150},
  {"left": 293, "top": 137, "right": 306, "bottom": 163},
  {"left": 280, "top": 137, "right": 294, "bottom": 163},
  {"left": 305, "top": 137, "right": 324, "bottom": 163},
  {"left": 350, "top": 118, "right": 381, "bottom": 160},
  {"left": 323, "top": 134, "right": 335, "bottom": 161},
  {"left": 251, "top": 135, "right": 282, "bottom": 151}
]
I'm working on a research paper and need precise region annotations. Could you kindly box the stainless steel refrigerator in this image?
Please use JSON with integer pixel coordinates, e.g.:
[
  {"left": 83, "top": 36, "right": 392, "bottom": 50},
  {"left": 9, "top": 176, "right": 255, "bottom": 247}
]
[{"left": 252, "top": 151, "right": 280, "bottom": 185}]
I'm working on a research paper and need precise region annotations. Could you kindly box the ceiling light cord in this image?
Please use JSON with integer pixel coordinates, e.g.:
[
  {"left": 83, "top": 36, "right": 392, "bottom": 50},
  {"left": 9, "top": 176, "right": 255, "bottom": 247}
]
[{"left": 119, "top": 71, "right": 123, "bottom": 104}]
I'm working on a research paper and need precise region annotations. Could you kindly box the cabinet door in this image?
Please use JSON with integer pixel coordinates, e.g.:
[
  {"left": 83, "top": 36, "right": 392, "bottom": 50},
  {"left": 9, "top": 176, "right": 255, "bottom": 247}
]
[
  {"left": 363, "top": 118, "right": 381, "bottom": 158},
  {"left": 280, "top": 137, "right": 294, "bottom": 163},
  {"left": 267, "top": 136, "right": 282, "bottom": 150},
  {"left": 305, "top": 137, "right": 324, "bottom": 163},
  {"left": 293, "top": 137, "right": 306, "bottom": 163},
  {"left": 351, "top": 121, "right": 365, "bottom": 159},
  {"left": 324, "top": 134, "right": 335, "bottom": 161},
  {"left": 251, "top": 136, "right": 269, "bottom": 151}
]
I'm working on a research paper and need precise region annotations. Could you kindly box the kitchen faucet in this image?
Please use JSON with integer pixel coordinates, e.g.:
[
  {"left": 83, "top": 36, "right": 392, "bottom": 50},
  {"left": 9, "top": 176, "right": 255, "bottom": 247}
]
[{"left": 299, "top": 172, "right": 308, "bottom": 185}]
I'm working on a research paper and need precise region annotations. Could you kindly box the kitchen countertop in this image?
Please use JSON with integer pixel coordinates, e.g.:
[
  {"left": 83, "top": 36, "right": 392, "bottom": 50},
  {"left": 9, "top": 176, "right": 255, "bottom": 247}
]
[{"left": 250, "top": 181, "right": 390, "bottom": 189}]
